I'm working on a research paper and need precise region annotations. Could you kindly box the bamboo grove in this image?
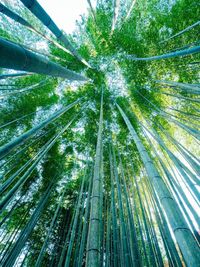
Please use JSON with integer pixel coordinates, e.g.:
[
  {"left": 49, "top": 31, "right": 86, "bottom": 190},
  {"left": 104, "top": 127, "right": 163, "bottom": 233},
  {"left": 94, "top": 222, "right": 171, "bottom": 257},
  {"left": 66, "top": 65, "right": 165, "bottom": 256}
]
[{"left": 0, "top": 0, "right": 199, "bottom": 266}]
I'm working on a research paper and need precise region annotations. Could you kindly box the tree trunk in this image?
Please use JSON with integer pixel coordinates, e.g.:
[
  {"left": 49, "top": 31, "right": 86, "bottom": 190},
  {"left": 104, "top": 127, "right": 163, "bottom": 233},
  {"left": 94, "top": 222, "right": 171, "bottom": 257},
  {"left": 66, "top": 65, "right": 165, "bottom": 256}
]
[
  {"left": 86, "top": 93, "right": 103, "bottom": 267},
  {"left": 0, "top": 99, "right": 81, "bottom": 160},
  {"left": 126, "top": 45, "right": 200, "bottom": 61},
  {"left": 20, "top": 0, "right": 90, "bottom": 67},
  {"left": 0, "top": 37, "right": 87, "bottom": 80},
  {"left": 117, "top": 103, "right": 200, "bottom": 267}
]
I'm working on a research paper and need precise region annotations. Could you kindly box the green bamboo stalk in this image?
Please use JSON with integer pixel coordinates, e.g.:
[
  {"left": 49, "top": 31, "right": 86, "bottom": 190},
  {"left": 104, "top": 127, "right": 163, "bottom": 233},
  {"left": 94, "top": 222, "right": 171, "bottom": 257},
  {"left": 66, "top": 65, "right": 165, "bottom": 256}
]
[
  {"left": 117, "top": 104, "right": 200, "bottom": 267},
  {"left": 64, "top": 169, "right": 86, "bottom": 267},
  {"left": 0, "top": 37, "right": 87, "bottom": 80},
  {"left": 35, "top": 184, "right": 68, "bottom": 267},
  {"left": 86, "top": 93, "right": 103, "bottom": 267},
  {"left": 2, "top": 183, "right": 53, "bottom": 267},
  {"left": 111, "top": 0, "right": 120, "bottom": 33},
  {"left": 77, "top": 167, "right": 93, "bottom": 266},
  {"left": 111, "top": 142, "right": 132, "bottom": 267},
  {"left": 0, "top": 99, "right": 80, "bottom": 160},
  {"left": 0, "top": 115, "right": 78, "bottom": 212},
  {"left": 118, "top": 151, "right": 141, "bottom": 267},
  {"left": 109, "top": 147, "right": 120, "bottom": 267},
  {"left": 160, "top": 21, "right": 200, "bottom": 43},
  {"left": 0, "top": 72, "right": 31, "bottom": 80},
  {"left": 125, "top": 45, "right": 200, "bottom": 61},
  {"left": 20, "top": 0, "right": 91, "bottom": 67}
]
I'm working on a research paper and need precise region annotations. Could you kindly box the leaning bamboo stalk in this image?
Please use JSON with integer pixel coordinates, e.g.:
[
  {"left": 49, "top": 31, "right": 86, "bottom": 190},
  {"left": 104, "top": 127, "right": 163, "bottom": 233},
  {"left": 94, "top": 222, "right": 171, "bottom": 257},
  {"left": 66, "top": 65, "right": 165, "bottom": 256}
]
[
  {"left": 111, "top": 0, "right": 120, "bottom": 33},
  {"left": 0, "top": 115, "right": 78, "bottom": 212},
  {"left": 160, "top": 21, "right": 200, "bottom": 43},
  {"left": 0, "top": 72, "right": 32, "bottom": 80},
  {"left": 20, "top": 0, "right": 91, "bottom": 67},
  {"left": 0, "top": 37, "right": 87, "bottom": 80},
  {"left": 0, "top": 98, "right": 81, "bottom": 160},
  {"left": 146, "top": 179, "right": 183, "bottom": 267},
  {"left": 87, "top": 0, "right": 97, "bottom": 24},
  {"left": 125, "top": 45, "right": 200, "bottom": 61},
  {"left": 141, "top": 122, "right": 200, "bottom": 188},
  {"left": 117, "top": 104, "right": 200, "bottom": 267},
  {"left": 142, "top": 127, "right": 200, "bottom": 227},
  {"left": 0, "top": 3, "right": 78, "bottom": 59},
  {"left": 155, "top": 79, "right": 200, "bottom": 93},
  {"left": 2, "top": 183, "right": 53, "bottom": 267}
]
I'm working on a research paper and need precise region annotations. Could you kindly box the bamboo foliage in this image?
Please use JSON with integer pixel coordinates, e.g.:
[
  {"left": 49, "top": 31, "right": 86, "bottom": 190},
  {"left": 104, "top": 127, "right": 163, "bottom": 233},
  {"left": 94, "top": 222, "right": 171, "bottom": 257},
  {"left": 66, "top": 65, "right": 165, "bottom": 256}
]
[{"left": 0, "top": 0, "right": 200, "bottom": 266}]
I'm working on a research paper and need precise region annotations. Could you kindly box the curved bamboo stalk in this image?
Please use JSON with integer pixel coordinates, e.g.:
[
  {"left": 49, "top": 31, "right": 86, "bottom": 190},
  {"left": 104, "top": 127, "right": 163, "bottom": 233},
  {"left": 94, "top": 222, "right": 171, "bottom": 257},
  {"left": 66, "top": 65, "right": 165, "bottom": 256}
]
[{"left": 125, "top": 45, "right": 200, "bottom": 61}]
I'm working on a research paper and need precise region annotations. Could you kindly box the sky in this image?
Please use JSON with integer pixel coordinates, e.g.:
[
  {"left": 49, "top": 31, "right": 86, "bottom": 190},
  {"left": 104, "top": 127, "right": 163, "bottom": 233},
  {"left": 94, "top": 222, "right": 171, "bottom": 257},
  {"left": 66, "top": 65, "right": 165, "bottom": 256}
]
[{"left": 37, "top": 0, "right": 92, "bottom": 33}]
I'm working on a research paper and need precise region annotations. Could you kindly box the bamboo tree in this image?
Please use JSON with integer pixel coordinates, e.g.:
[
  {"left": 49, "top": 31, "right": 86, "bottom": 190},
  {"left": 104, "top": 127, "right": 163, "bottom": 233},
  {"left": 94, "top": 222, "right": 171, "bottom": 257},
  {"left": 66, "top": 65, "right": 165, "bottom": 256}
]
[
  {"left": 118, "top": 150, "right": 141, "bottom": 267},
  {"left": 0, "top": 72, "right": 31, "bottom": 80},
  {"left": 160, "top": 21, "right": 200, "bottom": 43},
  {"left": 0, "top": 3, "right": 78, "bottom": 57},
  {"left": 131, "top": 166, "right": 157, "bottom": 267},
  {"left": 0, "top": 98, "right": 81, "bottom": 160},
  {"left": 111, "top": 0, "right": 120, "bottom": 33},
  {"left": 2, "top": 183, "right": 53, "bottom": 267},
  {"left": 155, "top": 79, "right": 200, "bottom": 94},
  {"left": 0, "top": 114, "right": 78, "bottom": 212},
  {"left": 117, "top": 103, "right": 200, "bottom": 267},
  {"left": 111, "top": 142, "right": 132, "bottom": 267},
  {"left": 19, "top": 0, "right": 90, "bottom": 67},
  {"left": 105, "top": 201, "right": 111, "bottom": 267},
  {"left": 109, "top": 147, "right": 120, "bottom": 267},
  {"left": 124, "top": 0, "right": 136, "bottom": 22},
  {"left": 86, "top": 92, "right": 103, "bottom": 267},
  {"left": 125, "top": 45, "right": 200, "bottom": 61},
  {"left": 77, "top": 167, "right": 93, "bottom": 266},
  {"left": 141, "top": 127, "right": 200, "bottom": 228},
  {"left": 64, "top": 168, "right": 86, "bottom": 267},
  {"left": 0, "top": 37, "right": 87, "bottom": 80},
  {"left": 35, "top": 184, "right": 68, "bottom": 267},
  {"left": 87, "top": 0, "right": 97, "bottom": 24}
]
